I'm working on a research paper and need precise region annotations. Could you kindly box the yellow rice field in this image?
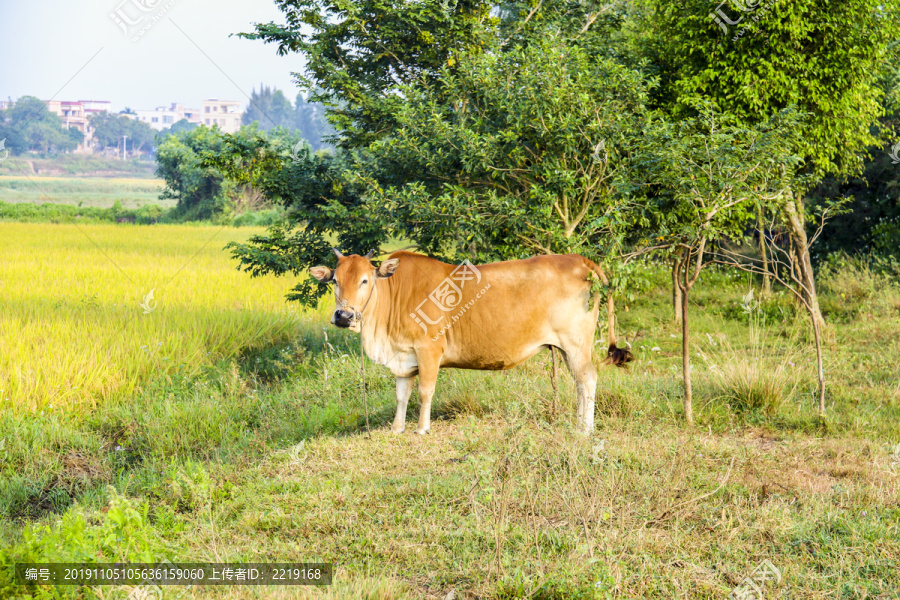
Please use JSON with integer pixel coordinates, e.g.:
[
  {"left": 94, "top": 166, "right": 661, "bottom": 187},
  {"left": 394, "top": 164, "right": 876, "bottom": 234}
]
[{"left": 0, "top": 223, "right": 306, "bottom": 414}]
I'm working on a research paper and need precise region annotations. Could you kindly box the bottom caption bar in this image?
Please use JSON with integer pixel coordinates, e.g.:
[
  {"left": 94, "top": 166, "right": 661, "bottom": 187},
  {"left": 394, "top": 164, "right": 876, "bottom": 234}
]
[{"left": 15, "top": 563, "right": 332, "bottom": 586}]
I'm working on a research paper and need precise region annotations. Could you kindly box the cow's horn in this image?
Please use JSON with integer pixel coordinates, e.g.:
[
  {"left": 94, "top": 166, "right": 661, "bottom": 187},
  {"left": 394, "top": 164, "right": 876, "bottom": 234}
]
[
  {"left": 364, "top": 249, "right": 376, "bottom": 259},
  {"left": 332, "top": 248, "right": 344, "bottom": 258}
]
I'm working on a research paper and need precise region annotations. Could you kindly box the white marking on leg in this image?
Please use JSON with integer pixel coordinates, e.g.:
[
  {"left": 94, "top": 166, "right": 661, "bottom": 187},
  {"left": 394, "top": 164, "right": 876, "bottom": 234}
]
[{"left": 392, "top": 376, "right": 414, "bottom": 433}]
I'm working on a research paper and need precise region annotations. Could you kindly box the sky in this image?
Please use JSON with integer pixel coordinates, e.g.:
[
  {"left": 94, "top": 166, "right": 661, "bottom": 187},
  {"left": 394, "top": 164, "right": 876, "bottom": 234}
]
[{"left": 0, "top": 0, "right": 306, "bottom": 113}]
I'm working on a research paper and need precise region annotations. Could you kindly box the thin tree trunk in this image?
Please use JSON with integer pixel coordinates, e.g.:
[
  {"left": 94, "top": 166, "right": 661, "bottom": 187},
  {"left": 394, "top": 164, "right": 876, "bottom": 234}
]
[
  {"left": 681, "top": 284, "right": 693, "bottom": 426},
  {"left": 784, "top": 198, "right": 824, "bottom": 332},
  {"left": 677, "top": 240, "right": 704, "bottom": 427},
  {"left": 810, "top": 307, "right": 827, "bottom": 429},
  {"left": 758, "top": 210, "right": 772, "bottom": 296},
  {"left": 672, "top": 259, "right": 683, "bottom": 325},
  {"left": 550, "top": 346, "right": 558, "bottom": 421},
  {"left": 607, "top": 294, "right": 617, "bottom": 346}
]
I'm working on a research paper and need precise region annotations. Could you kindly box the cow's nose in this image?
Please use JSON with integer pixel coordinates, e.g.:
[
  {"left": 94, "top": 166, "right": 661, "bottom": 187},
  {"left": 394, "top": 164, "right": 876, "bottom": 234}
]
[{"left": 333, "top": 309, "right": 354, "bottom": 327}]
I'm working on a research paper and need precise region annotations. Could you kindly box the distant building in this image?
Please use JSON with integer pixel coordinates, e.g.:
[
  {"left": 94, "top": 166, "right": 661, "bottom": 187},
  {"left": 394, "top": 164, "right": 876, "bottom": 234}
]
[
  {"left": 33, "top": 97, "right": 244, "bottom": 152},
  {"left": 44, "top": 99, "right": 111, "bottom": 152},
  {"left": 201, "top": 99, "right": 242, "bottom": 133},
  {"left": 130, "top": 102, "right": 202, "bottom": 131}
]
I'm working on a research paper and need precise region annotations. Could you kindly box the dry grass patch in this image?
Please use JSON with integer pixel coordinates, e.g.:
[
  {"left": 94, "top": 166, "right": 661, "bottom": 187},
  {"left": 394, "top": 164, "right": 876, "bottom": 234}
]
[{"left": 191, "top": 417, "right": 900, "bottom": 598}]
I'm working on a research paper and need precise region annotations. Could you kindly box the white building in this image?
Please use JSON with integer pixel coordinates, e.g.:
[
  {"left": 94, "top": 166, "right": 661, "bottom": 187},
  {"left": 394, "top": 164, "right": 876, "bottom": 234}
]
[
  {"left": 200, "top": 99, "right": 242, "bottom": 133},
  {"left": 131, "top": 103, "right": 202, "bottom": 131}
]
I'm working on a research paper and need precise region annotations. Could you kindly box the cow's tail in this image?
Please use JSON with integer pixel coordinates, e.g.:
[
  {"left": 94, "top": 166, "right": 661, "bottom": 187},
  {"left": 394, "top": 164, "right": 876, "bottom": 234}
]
[{"left": 583, "top": 258, "right": 633, "bottom": 368}]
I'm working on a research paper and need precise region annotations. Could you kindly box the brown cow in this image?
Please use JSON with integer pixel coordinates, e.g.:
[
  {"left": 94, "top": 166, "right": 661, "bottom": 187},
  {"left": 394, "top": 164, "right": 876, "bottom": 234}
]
[{"left": 310, "top": 249, "right": 629, "bottom": 435}]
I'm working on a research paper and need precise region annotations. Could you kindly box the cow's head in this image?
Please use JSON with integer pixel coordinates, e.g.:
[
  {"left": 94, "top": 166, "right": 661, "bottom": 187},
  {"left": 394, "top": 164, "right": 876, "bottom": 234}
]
[{"left": 309, "top": 248, "right": 400, "bottom": 331}]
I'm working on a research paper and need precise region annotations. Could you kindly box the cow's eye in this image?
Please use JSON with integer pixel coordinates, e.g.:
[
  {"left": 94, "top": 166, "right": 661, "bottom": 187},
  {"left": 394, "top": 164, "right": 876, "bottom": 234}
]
[{"left": 360, "top": 278, "right": 368, "bottom": 286}]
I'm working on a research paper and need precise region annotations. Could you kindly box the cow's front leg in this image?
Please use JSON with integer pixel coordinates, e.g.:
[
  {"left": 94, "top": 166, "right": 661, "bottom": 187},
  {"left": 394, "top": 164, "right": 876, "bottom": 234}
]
[
  {"left": 392, "top": 376, "right": 415, "bottom": 434},
  {"left": 414, "top": 352, "right": 441, "bottom": 435}
]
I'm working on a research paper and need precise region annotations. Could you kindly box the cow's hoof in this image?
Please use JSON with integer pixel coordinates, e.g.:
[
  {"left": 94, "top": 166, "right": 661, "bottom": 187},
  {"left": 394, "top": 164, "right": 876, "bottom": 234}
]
[
  {"left": 390, "top": 426, "right": 405, "bottom": 434},
  {"left": 414, "top": 428, "right": 430, "bottom": 435}
]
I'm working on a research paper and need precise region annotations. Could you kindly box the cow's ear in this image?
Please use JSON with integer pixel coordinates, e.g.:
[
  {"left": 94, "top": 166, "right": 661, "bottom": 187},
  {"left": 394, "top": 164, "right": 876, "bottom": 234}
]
[
  {"left": 309, "top": 266, "right": 334, "bottom": 283},
  {"left": 376, "top": 258, "right": 400, "bottom": 278}
]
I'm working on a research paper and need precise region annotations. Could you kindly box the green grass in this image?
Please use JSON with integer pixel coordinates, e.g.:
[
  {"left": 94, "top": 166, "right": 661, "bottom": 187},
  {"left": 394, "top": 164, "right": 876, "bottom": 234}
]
[
  {"left": 0, "top": 176, "right": 168, "bottom": 210},
  {"left": 0, "top": 155, "right": 156, "bottom": 178},
  {"left": 0, "top": 239, "right": 898, "bottom": 599}
]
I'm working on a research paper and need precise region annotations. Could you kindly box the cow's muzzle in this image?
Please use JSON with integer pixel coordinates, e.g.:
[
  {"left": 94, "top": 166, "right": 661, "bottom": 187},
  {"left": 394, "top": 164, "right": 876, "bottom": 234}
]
[{"left": 332, "top": 309, "right": 357, "bottom": 328}]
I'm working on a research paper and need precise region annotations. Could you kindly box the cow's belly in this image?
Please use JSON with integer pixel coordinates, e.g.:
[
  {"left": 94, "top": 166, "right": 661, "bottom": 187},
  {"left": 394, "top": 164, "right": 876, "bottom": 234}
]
[{"left": 440, "top": 340, "right": 547, "bottom": 371}]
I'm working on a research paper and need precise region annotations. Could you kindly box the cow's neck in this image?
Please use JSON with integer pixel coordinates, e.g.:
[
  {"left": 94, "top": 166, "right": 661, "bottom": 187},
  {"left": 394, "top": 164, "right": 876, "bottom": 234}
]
[{"left": 358, "top": 281, "right": 388, "bottom": 363}]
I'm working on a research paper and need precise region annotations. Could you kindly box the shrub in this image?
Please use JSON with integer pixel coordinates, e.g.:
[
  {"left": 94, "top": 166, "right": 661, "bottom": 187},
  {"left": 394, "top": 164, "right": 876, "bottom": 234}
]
[
  {"left": 0, "top": 487, "right": 164, "bottom": 599},
  {"left": 818, "top": 253, "right": 900, "bottom": 320}
]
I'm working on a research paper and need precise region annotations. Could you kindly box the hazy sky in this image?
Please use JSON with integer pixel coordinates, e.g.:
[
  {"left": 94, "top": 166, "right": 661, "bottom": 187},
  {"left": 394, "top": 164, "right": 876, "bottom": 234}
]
[{"left": 0, "top": 0, "right": 306, "bottom": 112}]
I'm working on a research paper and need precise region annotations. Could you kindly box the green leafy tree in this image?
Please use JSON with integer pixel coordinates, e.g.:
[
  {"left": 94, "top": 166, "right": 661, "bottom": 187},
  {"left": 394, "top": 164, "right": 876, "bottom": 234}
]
[
  {"left": 89, "top": 113, "right": 158, "bottom": 156},
  {"left": 222, "top": 0, "right": 633, "bottom": 298},
  {"left": 203, "top": 129, "right": 386, "bottom": 304},
  {"left": 155, "top": 126, "right": 237, "bottom": 220},
  {"left": 0, "top": 96, "right": 79, "bottom": 154},
  {"left": 127, "top": 118, "right": 157, "bottom": 155},
  {"left": 242, "top": 85, "right": 295, "bottom": 130},
  {"left": 631, "top": 0, "right": 900, "bottom": 331},
  {"left": 368, "top": 39, "right": 649, "bottom": 260},
  {"left": 157, "top": 118, "right": 198, "bottom": 141},
  {"left": 240, "top": 0, "right": 498, "bottom": 149},
  {"left": 808, "top": 42, "right": 900, "bottom": 257},
  {"left": 633, "top": 105, "right": 804, "bottom": 424},
  {"left": 293, "top": 92, "right": 334, "bottom": 151}
]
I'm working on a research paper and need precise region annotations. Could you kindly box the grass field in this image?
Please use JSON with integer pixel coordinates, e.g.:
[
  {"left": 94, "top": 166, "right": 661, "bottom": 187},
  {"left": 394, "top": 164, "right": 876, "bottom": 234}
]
[
  {"left": 0, "top": 156, "right": 157, "bottom": 179},
  {"left": 1, "top": 223, "right": 899, "bottom": 599},
  {"left": 0, "top": 176, "right": 169, "bottom": 209}
]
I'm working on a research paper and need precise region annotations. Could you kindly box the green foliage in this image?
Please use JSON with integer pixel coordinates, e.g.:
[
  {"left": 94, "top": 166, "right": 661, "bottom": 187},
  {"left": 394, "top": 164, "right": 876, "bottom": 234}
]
[
  {"left": 0, "top": 96, "right": 79, "bottom": 155},
  {"left": 366, "top": 38, "right": 651, "bottom": 263},
  {"left": 240, "top": 0, "right": 498, "bottom": 149},
  {"left": 155, "top": 125, "right": 237, "bottom": 220},
  {"left": 634, "top": 104, "right": 805, "bottom": 253},
  {"left": 637, "top": 0, "right": 900, "bottom": 179},
  {"left": 88, "top": 112, "right": 158, "bottom": 154},
  {"left": 0, "top": 200, "right": 167, "bottom": 224},
  {"left": 242, "top": 84, "right": 295, "bottom": 130},
  {"left": 204, "top": 128, "right": 386, "bottom": 304},
  {"left": 157, "top": 117, "right": 198, "bottom": 140},
  {"left": 0, "top": 487, "right": 163, "bottom": 599}
]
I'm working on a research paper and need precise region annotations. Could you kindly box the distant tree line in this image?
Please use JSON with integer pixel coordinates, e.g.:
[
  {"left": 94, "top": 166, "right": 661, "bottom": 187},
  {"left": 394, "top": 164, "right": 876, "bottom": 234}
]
[
  {"left": 1, "top": 87, "right": 332, "bottom": 159},
  {"left": 241, "top": 85, "right": 334, "bottom": 151}
]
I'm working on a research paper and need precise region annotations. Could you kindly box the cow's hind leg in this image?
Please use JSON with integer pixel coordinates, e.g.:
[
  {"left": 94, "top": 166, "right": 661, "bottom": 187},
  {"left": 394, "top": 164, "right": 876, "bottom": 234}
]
[
  {"left": 560, "top": 339, "right": 598, "bottom": 435},
  {"left": 414, "top": 352, "right": 442, "bottom": 435},
  {"left": 392, "top": 376, "right": 415, "bottom": 434}
]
